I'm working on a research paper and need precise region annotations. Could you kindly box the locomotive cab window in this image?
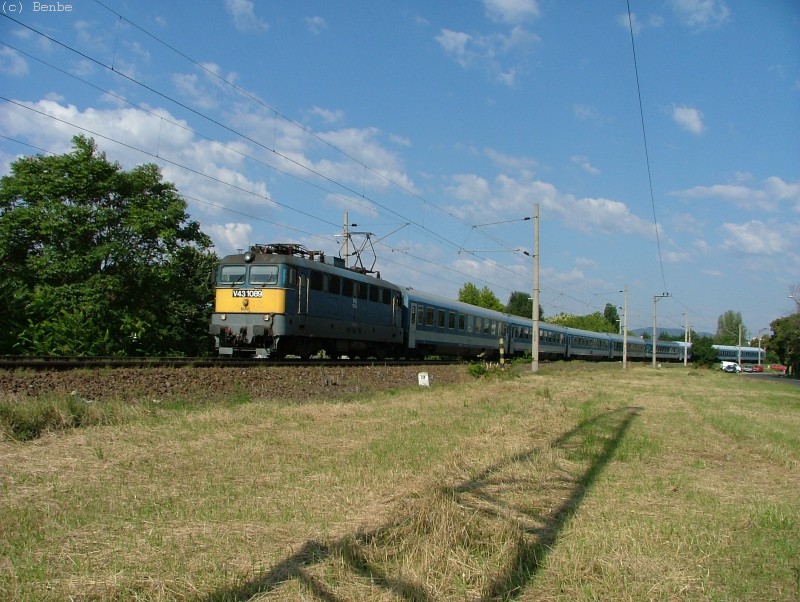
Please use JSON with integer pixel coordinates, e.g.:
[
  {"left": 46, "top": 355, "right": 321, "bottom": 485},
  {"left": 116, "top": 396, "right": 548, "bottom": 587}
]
[
  {"left": 219, "top": 265, "right": 246, "bottom": 284},
  {"left": 249, "top": 265, "right": 279, "bottom": 285}
]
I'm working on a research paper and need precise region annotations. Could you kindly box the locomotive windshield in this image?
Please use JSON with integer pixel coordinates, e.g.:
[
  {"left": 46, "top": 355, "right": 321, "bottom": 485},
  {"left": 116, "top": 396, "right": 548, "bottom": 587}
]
[
  {"left": 249, "top": 265, "right": 279, "bottom": 285},
  {"left": 219, "top": 265, "right": 246, "bottom": 285},
  {"left": 218, "top": 264, "right": 279, "bottom": 286}
]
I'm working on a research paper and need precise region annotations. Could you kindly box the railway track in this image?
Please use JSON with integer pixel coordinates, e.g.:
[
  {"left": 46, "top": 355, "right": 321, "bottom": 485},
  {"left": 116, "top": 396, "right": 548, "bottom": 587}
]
[{"left": 0, "top": 355, "right": 460, "bottom": 371}]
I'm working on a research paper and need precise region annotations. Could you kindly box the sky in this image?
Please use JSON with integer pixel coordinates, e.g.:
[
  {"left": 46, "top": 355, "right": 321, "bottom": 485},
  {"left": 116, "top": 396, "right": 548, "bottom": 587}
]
[{"left": 1, "top": 0, "right": 798, "bottom": 337}]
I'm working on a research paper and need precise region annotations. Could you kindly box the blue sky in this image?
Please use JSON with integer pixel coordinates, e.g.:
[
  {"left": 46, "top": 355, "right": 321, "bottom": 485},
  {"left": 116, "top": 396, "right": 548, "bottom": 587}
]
[{"left": 1, "top": 0, "right": 798, "bottom": 336}]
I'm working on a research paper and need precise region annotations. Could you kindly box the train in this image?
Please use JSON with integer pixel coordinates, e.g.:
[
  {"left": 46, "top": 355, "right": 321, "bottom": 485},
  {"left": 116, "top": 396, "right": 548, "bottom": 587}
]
[{"left": 209, "top": 243, "right": 765, "bottom": 366}]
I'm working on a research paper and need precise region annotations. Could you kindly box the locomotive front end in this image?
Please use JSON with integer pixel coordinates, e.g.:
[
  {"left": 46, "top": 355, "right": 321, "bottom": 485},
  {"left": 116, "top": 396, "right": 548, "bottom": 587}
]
[{"left": 210, "top": 248, "right": 286, "bottom": 357}]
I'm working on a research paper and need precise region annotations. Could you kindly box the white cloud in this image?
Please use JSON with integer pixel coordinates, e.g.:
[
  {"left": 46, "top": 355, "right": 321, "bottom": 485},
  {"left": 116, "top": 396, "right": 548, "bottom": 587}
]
[
  {"left": 442, "top": 170, "right": 656, "bottom": 239},
  {"left": 720, "top": 220, "right": 790, "bottom": 255},
  {"left": 483, "top": 0, "right": 540, "bottom": 24},
  {"left": 310, "top": 106, "right": 344, "bottom": 124},
  {"left": 571, "top": 155, "right": 600, "bottom": 176},
  {"left": 207, "top": 222, "right": 254, "bottom": 256},
  {"left": 224, "top": 0, "right": 268, "bottom": 33},
  {"left": 446, "top": 174, "right": 492, "bottom": 204},
  {"left": 671, "top": 176, "right": 800, "bottom": 212},
  {"left": 671, "top": 105, "right": 705, "bottom": 135},
  {"left": 617, "top": 12, "right": 665, "bottom": 35},
  {"left": 305, "top": 16, "right": 327, "bottom": 34},
  {"left": 669, "top": 0, "right": 730, "bottom": 30},
  {"left": 484, "top": 148, "right": 538, "bottom": 175},
  {"left": 573, "top": 103, "right": 601, "bottom": 122},
  {"left": 664, "top": 250, "right": 691, "bottom": 263},
  {"left": 0, "top": 47, "right": 28, "bottom": 76},
  {"left": 435, "top": 26, "right": 539, "bottom": 86}
]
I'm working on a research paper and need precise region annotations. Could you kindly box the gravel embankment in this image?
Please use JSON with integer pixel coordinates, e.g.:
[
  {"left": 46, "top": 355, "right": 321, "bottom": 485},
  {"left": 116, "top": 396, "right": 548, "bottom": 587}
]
[{"left": 0, "top": 364, "right": 472, "bottom": 402}]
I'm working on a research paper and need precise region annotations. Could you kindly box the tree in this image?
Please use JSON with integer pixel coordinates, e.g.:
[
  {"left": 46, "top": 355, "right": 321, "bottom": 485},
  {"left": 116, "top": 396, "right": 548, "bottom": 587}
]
[
  {"left": 770, "top": 313, "right": 800, "bottom": 377},
  {"left": 691, "top": 336, "right": 718, "bottom": 368},
  {"left": 458, "top": 282, "right": 505, "bottom": 312},
  {"left": 603, "top": 303, "right": 620, "bottom": 332},
  {"left": 0, "top": 135, "right": 217, "bottom": 356},
  {"left": 546, "top": 312, "right": 616, "bottom": 333},
  {"left": 715, "top": 310, "right": 747, "bottom": 345},
  {"left": 506, "top": 291, "right": 542, "bottom": 319}
]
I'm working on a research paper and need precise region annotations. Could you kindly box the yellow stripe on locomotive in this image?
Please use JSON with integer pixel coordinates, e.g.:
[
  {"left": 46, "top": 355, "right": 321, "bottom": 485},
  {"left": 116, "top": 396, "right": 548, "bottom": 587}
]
[{"left": 213, "top": 288, "right": 286, "bottom": 313}]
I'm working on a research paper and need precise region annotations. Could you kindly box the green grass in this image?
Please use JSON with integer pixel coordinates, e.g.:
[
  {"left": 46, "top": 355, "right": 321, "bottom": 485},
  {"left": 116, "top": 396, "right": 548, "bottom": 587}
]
[{"left": 1, "top": 365, "right": 798, "bottom": 600}]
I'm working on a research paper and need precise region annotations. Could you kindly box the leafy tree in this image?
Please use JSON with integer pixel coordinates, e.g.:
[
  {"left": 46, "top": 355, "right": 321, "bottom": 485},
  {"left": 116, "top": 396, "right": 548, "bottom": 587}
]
[
  {"left": 0, "top": 135, "right": 217, "bottom": 356},
  {"left": 458, "top": 282, "right": 505, "bottom": 312},
  {"left": 603, "top": 303, "right": 620, "bottom": 332},
  {"left": 770, "top": 313, "right": 800, "bottom": 377},
  {"left": 546, "top": 312, "right": 616, "bottom": 333},
  {"left": 458, "top": 282, "right": 481, "bottom": 306},
  {"left": 506, "top": 291, "right": 542, "bottom": 319},
  {"left": 715, "top": 310, "right": 747, "bottom": 345},
  {"left": 691, "top": 336, "right": 718, "bottom": 367}
]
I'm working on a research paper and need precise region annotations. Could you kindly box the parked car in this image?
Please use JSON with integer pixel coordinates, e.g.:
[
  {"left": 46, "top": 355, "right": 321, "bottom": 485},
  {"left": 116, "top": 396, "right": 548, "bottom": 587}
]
[
  {"left": 723, "top": 364, "right": 739, "bottom": 373},
  {"left": 752, "top": 364, "right": 763, "bottom": 372}
]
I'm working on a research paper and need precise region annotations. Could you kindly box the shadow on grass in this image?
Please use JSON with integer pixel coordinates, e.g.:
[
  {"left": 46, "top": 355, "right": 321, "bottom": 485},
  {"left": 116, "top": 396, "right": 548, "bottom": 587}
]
[{"left": 201, "top": 406, "right": 642, "bottom": 601}]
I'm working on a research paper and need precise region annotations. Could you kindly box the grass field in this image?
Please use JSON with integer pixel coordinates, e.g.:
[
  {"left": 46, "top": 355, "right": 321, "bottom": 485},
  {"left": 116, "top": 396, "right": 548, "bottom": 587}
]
[{"left": 1, "top": 363, "right": 798, "bottom": 601}]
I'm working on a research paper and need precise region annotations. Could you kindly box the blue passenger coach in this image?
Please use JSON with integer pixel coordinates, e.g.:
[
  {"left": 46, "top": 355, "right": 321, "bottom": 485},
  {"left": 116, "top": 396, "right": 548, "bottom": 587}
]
[{"left": 403, "top": 288, "right": 511, "bottom": 359}]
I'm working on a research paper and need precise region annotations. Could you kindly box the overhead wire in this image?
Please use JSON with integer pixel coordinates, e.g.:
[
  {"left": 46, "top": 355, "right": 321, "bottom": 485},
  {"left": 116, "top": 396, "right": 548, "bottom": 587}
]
[{"left": 626, "top": 0, "right": 669, "bottom": 296}]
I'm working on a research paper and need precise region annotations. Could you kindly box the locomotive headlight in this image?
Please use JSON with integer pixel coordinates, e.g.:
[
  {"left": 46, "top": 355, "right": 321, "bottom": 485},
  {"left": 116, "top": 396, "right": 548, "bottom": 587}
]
[
  {"left": 243, "top": 251, "right": 255, "bottom": 263},
  {"left": 220, "top": 314, "right": 227, "bottom": 320},
  {"left": 264, "top": 314, "right": 271, "bottom": 321},
  {"left": 242, "top": 298, "right": 249, "bottom": 307}
]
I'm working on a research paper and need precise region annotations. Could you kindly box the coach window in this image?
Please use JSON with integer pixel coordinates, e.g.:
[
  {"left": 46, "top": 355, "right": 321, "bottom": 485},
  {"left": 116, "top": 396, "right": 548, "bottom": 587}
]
[
  {"left": 425, "top": 307, "right": 435, "bottom": 326},
  {"left": 458, "top": 314, "right": 465, "bottom": 331},
  {"left": 467, "top": 315, "right": 474, "bottom": 333},
  {"left": 448, "top": 311, "right": 456, "bottom": 329},
  {"left": 491, "top": 321, "right": 497, "bottom": 336},
  {"left": 475, "top": 317, "right": 482, "bottom": 335},
  {"left": 437, "top": 309, "right": 446, "bottom": 328}
]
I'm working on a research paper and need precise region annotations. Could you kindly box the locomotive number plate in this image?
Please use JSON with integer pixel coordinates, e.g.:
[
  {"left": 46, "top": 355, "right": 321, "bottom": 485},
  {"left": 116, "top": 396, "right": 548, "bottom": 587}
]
[{"left": 232, "top": 289, "right": 263, "bottom": 298}]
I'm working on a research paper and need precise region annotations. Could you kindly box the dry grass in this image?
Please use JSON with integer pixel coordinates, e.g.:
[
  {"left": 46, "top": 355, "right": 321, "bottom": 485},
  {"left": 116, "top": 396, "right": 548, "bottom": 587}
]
[{"left": 1, "top": 364, "right": 798, "bottom": 601}]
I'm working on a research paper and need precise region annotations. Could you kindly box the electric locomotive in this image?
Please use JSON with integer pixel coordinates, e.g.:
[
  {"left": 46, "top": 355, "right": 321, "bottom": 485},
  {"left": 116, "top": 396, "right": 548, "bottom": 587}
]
[{"left": 209, "top": 243, "right": 404, "bottom": 358}]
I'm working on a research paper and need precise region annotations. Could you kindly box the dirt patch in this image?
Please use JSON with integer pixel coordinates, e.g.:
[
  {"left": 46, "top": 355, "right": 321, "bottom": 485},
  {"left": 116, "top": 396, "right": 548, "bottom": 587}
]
[{"left": 0, "top": 364, "right": 471, "bottom": 402}]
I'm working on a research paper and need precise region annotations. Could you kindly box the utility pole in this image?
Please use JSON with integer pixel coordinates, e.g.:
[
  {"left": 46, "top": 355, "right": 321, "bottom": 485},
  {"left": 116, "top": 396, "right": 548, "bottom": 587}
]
[
  {"left": 652, "top": 293, "right": 670, "bottom": 368},
  {"left": 532, "top": 203, "right": 540, "bottom": 374},
  {"left": 622, "top": 285, "right": 628, "bottom": 370},
  {"left": 683, "top": 313, "right": 689, "bottom": 367},
  {"left": 738, "top": 323, "right": 742, "bottom": 370}
]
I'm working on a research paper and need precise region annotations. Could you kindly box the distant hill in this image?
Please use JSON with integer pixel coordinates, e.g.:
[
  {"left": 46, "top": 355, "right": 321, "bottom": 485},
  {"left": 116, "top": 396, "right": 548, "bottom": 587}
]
[{"left": 630, "top": 327, "right": 714, "bottom": 339}]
